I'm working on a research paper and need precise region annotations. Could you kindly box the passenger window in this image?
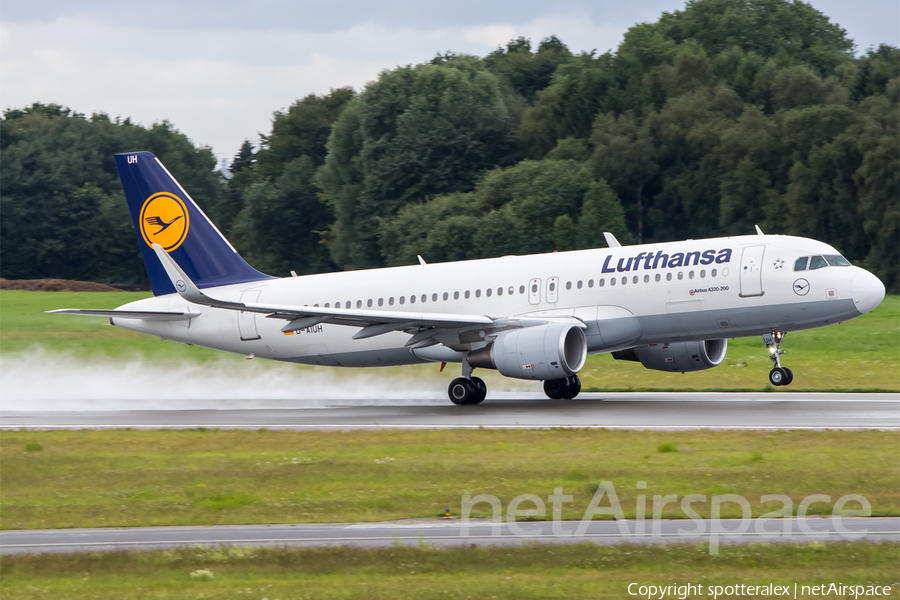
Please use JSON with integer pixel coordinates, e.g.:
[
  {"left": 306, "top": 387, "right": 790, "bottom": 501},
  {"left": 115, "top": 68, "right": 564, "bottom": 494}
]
[
  {"left": 454, "top": 291, "right": 460, "bottom": 300},
  {"left": 824, "top": 255, "right": 851, "bottom": 266},
  {"left": 519, "top": 285, "right": 525, "bottom": 294},
  {"left": 531, "top": 283, "right": 537, "bottom": 293},
  {"left": 357, "top": 300, "right": 362, "bottom": 308},
  {"left": 432, "top": 293, "right": 437, "bottom": 302},
  {"left": 465, "top": 291, "right": 470, "bottom": 299},
  {"left": 794, "top": 257, "right": 809, "bottom": 271},
  {"left": 632, "top": 276, "right": 638, "bottom": 284},
  {"left": 324, "top": 303, "right": 330, "bottom": 308},
  {"left": 378, "top": 298, "right": 384, "bottom": 306},
  {"left": 566, "top": 281, "right": 572, "bottom": 290},
  {"left": 610, "top": 277, "right": 616, "bottom": 286},
  {"left": 621, "top": 276, "right": 627, "bottom": 285},
  {"left": 475, "top": 289, "right": 481, "bottom": 298},
  {"left": 577, "top": 280, "right": 583, "bottom": 289},
  {"left": 497, "top": 287, "right": 503, "bottom": 296},
  {"left": 346, "top": 301, "right": 352, "bottom": 308},
  {"left": 700, "top": 270, "right": 705, "bottom": 278},
  {"left": 666, "top": 273, "right": 672, "bottom": 281},
  {"left": 422, "top": 294, "right": 427, "bottom": 303},
  {"left": 409, "top": 295, "right": 415, "bottom": 304},
  {"left": 689, "top": 271, "right": 695, "bottom": 279},
  {"left": 367, "top": 299, "right": 373, "bottom": 307},
  {"left": 548, "top": 283, "right": 554, "bottom": 293},
  {"left": 655, "top": 274, "right": 660, "bottom": 282},
  {"left": 400, "top": 296, "right": 405, "bottom": 305},
  {"left": 389, "top": 297, "right": 395, "bottom": 306},
  {"left": 588, "top": 279, "right": 594, "bottom": 288},
  {"left": 443, "top": 292, "right": 448, "bottom": 301},
  {"left": 809, "top": 256, "right": 828, "bottom": 270},
  {"left": 486, "top": 288, "right": 492, "bottom": 297},
  {"left": 599, "top": 278, "right": 605, "bottom": 287},
  {"left": 711, "top": 269, "right": 717, "bottom": 278},
  {"left": 677, "top": 272, "right": 683, "bottom": 280},
  {"left": 644, "top": 275, "right": 649, "bottom": 283}
]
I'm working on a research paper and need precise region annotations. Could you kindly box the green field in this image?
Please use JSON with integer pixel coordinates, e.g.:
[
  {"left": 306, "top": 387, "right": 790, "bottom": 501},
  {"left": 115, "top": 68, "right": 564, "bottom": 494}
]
[
  {"left": 1, "top": 542, "right": 897, "bottom": 600},
  {"left": 2, "top": 429, "right": 896, "bottom": 530},
  {"left": 1, "top": 290, "right": 898, "bottom": 391}
]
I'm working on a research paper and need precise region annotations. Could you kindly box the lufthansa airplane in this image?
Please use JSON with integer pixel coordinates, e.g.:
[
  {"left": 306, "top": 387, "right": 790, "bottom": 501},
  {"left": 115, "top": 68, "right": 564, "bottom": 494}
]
[{"left": 51, "top": 152, "right": 886, "bottom": 404}]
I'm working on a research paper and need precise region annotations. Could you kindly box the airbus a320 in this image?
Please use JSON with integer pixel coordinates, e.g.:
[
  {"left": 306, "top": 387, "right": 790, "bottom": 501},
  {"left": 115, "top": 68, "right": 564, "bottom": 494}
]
[{"left": 51, "top": 152, "right": 886, "bottom": 404}]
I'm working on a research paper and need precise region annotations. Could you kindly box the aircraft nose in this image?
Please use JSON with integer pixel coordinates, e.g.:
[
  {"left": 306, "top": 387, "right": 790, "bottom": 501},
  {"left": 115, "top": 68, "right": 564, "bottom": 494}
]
[{"left": 851, "top": 269, "right": 885, "bottom": 315}]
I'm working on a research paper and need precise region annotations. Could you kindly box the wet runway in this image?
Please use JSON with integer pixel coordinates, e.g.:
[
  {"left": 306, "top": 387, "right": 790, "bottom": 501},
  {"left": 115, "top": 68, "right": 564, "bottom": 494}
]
[
  {"left": 2, "top": 392, "right": 898, "bottom": 430},
  {"left": 2, "top": 517, "right": 896, "bottom": 554}
]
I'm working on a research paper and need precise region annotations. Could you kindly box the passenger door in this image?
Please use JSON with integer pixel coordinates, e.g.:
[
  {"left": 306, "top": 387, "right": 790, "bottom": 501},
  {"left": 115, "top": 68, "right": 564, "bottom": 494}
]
[
  {"left": 238, "top": 290, "right": 262, "bottom": 340},
  {"left": 739, "top": 246, "right": 765, "bottom": 297}
]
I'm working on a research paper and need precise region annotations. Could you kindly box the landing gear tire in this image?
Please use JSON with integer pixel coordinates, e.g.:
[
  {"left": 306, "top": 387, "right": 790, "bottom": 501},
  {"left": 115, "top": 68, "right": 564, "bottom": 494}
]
[
  {"left": 563, "top": 375, "right": 582, "bottom": 399},
  {"left": 449, "top": 377, "right": 476, "bottom": 405},
  {"left": 782, "top": 367, "right": 793, "bottom": 385},
  {"left": 469, "top": 377, "right": 487, "bottom": 405},
  {"left": 769, "top": 367, "right": 788, "bottom": 386},
  {"left": 448, "top": 377, "right": 487, "bottom": 405},
  {"left": 544, "top": 375, "right": 581, "bottom": 400}
]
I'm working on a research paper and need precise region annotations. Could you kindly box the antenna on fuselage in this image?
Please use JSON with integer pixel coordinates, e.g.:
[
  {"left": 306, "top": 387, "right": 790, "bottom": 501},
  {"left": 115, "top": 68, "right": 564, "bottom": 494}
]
[
  {"left": 603, "top": 232, "right": 622, "bottom": 248},
  {"left": 755, "top": 225, "right": 765, "bottom": 236},
  {"left": 417, "top": 255, "right": 427, "bottom": 266}
]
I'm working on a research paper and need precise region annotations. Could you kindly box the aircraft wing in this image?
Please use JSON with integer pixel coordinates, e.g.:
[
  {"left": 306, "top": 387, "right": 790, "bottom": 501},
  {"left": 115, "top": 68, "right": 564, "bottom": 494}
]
[
  {"left": 47, "top": 309, "right": 200, "bottom": 321},
  {"left": 150, "top": 244, "right": 507, "bottom": 338}
]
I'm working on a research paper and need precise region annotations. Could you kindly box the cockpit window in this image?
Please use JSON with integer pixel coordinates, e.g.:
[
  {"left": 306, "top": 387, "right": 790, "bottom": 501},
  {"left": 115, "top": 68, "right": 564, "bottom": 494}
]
[
  {"left": 794, "top": 257, "right": 809, "bottom": 271},
  {"left": 808, "top": 256, "right": 828, "bottom": 270},
  {"left": 824, "top": 255, "right": 851, "bottom": 266}
]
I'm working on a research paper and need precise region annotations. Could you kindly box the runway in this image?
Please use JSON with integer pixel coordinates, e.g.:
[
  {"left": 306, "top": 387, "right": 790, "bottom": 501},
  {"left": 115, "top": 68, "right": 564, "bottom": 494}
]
[
  {"left": 2, "top": 393, "right": 898, "bottom": 430},
  {"left": 2, "top": 517, "right": 896, "bottom": 554}
]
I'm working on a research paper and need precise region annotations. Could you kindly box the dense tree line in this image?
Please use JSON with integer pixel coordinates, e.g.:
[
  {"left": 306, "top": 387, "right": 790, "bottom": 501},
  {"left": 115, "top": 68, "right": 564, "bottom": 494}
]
[{"left": 2, "top": 0, "right": 897, "bottom": 291}]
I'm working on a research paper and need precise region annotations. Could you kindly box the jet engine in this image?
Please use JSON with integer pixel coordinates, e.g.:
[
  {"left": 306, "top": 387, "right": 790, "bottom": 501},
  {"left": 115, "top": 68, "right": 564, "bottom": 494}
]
[
  {"left": 612, "top": 339, "right": 727, "bottom": 373},
  {"left": 467, "top": 322, "right": 587, "bottom": 380}
]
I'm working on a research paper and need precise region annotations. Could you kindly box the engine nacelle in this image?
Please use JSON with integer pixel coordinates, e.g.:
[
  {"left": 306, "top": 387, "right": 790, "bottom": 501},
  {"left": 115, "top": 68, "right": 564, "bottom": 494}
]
[
  {"left": 468, "top": 322, "right": 587, "bottom": 380},
  {"left": 612, "top": 339, "right": 727, "bottom": 373}
]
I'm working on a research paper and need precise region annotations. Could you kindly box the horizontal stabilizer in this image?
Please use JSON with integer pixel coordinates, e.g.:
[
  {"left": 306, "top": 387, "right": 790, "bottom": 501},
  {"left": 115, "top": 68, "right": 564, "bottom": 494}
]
[{"left": 48, "top": 309, "right": 199, "bottom": 321}]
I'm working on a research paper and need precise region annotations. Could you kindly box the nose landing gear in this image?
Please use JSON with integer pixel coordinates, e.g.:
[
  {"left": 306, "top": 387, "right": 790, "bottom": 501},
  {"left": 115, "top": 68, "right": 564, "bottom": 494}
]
[{"left": 764, "top": 331, "right": 793, "bottom": 386}]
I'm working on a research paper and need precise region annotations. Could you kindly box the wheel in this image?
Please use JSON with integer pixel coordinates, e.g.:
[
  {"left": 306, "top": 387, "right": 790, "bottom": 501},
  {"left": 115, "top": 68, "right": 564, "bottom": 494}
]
[
  {"left": 768, "top": 367, "right": 787, "bottom": 386},
  {"left": 469, "top": 377, "right": 487, "bottom": 405},
  {"left": 563, "top": 375, "right": 582, "bottom": 399},
  {"left": 543, "top": 378, "right": 571, "bottom": 400},
  {"left": 782, "top": 367, "right": 793, "bottom": 386},
  {"left": 448, "top": 377, "right": 476, "bottom": 405}
]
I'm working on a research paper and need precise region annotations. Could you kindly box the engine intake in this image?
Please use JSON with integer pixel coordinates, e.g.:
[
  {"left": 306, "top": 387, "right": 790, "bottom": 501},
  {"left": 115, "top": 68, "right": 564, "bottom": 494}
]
[
  {"left": 468, "top": 322, "right": 587, "bottom": 380},
  {"left": 612, "top": 339, "right": 727, "bottom": 373}
]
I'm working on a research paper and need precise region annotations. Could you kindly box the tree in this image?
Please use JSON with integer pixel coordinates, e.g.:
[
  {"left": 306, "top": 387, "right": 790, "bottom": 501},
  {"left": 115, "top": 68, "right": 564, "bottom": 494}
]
[{"left": 318, "top": 58, "right": 516, "bottom": 269}]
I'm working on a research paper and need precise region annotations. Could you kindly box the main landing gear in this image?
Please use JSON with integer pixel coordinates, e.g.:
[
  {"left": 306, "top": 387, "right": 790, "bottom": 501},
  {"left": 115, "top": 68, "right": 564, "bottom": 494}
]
[
  {"left": 764, "top": 331, "right": 793, "bottom": 386},
  {"left": 543, "top": 375, "right": 582, "bottom": 399},
  {"left": 448, "top": 376, "right": 487, "bottom": 405}
]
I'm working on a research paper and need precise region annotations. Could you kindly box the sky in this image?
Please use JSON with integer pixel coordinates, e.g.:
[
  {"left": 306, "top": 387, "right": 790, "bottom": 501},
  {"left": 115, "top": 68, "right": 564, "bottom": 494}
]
[{"left": 2, "top": 1, "right": 897, "bottom": 165}]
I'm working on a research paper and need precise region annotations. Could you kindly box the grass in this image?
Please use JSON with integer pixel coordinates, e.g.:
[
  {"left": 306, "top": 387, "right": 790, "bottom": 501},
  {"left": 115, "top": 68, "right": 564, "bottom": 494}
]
[
  {"left": 1, "top": 429, "right": 897, "bottom": 530},
  {"left": 1, "top": 542, "right": 897, "bottom": 599},
  {"left": 1, "top": 291, "right": 897, "bottom": 391}
]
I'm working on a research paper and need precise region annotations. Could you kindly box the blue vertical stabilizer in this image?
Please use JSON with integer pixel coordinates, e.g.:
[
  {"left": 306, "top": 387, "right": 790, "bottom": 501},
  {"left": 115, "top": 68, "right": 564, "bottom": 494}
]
[{"left": 115, "top": 151, "right": 273, "bottom": 296}]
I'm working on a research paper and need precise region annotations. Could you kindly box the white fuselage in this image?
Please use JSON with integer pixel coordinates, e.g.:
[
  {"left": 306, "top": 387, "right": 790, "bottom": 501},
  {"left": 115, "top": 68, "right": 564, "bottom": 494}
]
[{"left": 112, "top": 234, "right": 881, "bottom": 368}]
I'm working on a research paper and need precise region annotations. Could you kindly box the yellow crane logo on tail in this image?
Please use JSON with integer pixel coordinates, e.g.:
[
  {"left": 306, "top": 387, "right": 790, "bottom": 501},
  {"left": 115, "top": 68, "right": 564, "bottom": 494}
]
[{"left": 139, "top": 192, "right": 189, "bottom": 252}]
